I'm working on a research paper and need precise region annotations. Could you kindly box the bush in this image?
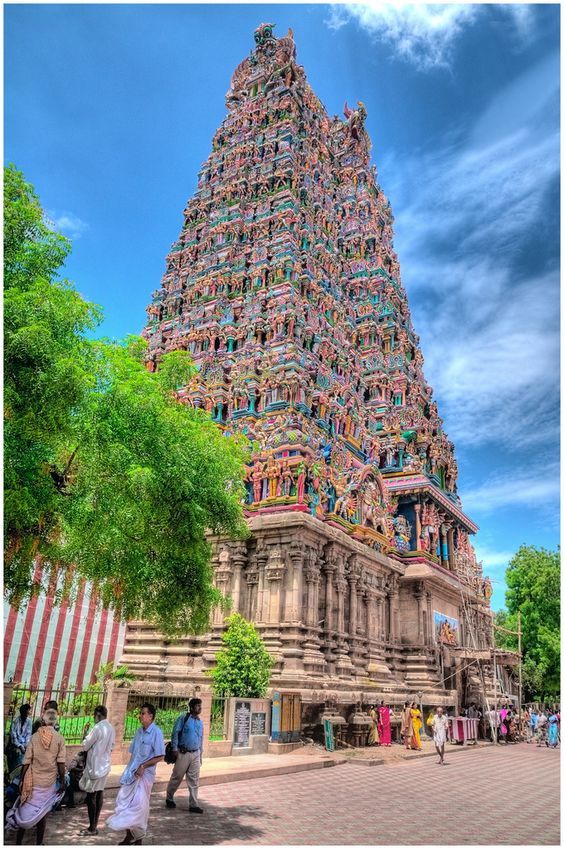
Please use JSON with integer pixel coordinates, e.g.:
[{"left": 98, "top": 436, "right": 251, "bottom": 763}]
[{"left": 209, "top": 614, "right": 274, "bottom": 698}]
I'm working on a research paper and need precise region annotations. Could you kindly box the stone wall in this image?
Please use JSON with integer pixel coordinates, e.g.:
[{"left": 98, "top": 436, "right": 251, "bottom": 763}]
[{"left": 120, "top": 512, "right": 479, "bottom": 707}]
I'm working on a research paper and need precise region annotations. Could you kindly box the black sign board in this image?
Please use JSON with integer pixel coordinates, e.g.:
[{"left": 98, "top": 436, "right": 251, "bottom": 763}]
[
  {"left": 233, "top": 700, "right": 252, "bottom": 747},
  {"left": 251, "top": 711, "right": 266, "bottom": 736}
]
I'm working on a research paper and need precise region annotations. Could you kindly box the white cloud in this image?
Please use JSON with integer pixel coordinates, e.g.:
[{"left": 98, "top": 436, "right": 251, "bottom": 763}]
[
  {"left": 461, "top": 465, "right": 561, "bottom": 514},
  {"left": 47, "top": 211, "right": 89, "bottom": 239},
  {"left": 380, "top": 55, "right": 560, "bottom": 450},
  {"left": 325, "top": 3, "right": 533, "bottom": 70}
]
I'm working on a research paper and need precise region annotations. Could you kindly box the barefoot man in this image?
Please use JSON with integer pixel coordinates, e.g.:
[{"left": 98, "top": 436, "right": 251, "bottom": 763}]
[{"left": 431, "top": 706, "right": 450, "bottom": 765}]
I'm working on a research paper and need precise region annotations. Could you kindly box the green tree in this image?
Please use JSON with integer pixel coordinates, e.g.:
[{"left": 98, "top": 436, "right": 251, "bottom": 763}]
[
  {"left": 495, "top": 545, "right": 560, "bottom": 700},
  {"left": 4, "top": 164, "right": 249, "bottom": 634},
  {"left": 95, "top": 662, "right": 134, "bottom": 688},
  {"left": 210, "top": 614, "right": 274, "bottom": 698}
]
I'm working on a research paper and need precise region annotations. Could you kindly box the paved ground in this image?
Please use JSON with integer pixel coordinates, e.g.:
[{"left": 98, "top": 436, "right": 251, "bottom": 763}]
[
  {"left": 103, "top": 748, "right": 341, "bottom": 792},
  {"left": 6, "top": 743, "right": 559, "bottom": 845}
]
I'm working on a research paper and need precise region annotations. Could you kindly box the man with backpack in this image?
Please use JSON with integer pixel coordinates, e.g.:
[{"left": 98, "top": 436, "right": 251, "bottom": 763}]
[{"left": 165, "top": 698, "right": 204, "bottom": 814}]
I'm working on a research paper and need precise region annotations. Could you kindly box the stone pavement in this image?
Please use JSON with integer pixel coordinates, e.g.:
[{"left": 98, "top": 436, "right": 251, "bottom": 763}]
[
  {"left": 5, "top": 743, "right": 559, "bottom": 845},
  {"left": 103, "top": 747, "right": 343, "bottom": 791}
]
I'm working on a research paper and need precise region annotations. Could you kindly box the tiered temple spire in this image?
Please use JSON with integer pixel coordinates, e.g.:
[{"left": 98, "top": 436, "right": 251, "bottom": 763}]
[{"left": 144, "top": 23, "right": 490, "bottom": 604}]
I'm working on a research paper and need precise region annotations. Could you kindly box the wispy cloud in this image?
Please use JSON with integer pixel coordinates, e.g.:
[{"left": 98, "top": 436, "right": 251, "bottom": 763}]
[
  {"left": 325, "top": 3, "right": 534, "bottom": 70},
  {"left": 461, "top": 464, "right": 560, "bottom": 514},
  {"left": 381, "top": 53, "right": 560, "bottom": 451},
  {"left": 47, "top": 211, "right": 89, "bottom": 240}
]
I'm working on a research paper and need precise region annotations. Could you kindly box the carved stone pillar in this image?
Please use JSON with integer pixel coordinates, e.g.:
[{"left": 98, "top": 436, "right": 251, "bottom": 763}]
[
  {"left": 284, "top": 545, "right": 303, "bottom": 623},
  {"left": 357, "top": 582, "right": 367, "bottom": 637},
  {"left": 414, "top": 502, "right": 422, "bottom": 550},
  {"left": 440, "top": 524, "right": 450, "bottom": 570},
  {"left": 335, "top": 574, "right": 346, "bottom": 636},
  {"left": 414, "top": 581, "right": 425, "bottom": 644},
  {"left": 245, "top": 567, "right": 258, "bottom": 621},
  {"left": 213, "top": 547, "right": 233, "bottom": 626},
  {"left": 387, "top": 576, "right": 400, "bottom": 643},
  {"left": 230, "top": 547, "right": 247, "bottom": 615},
  {"left": 375, "top": 595, "right": 384, "bottom": 641},
  {"left": 447, "top": 526, "right": 456, "bottom": 572},
  {"left": 348, "top": 572, "right": 358, "bottom": 637},
  {"left": 365, "top": 590, "right": 377, "bottom": 641},
  {"left": 255, "top": 548, "right": 268, "bottom": 624},
  {"left": 305, "top": 563, "right": 321, "bottom": 627},
  {"left": 324, "top": 565, "right": 334, "bottom": 633},
  {"left": 302, "top": 548, "right": 325, "bottom": 674},
  {"left": 265, "top": 545, "right": 285, "bottom": 624},
  {"left": 426, "top": 591, "right": 433, "bottom": 645}
]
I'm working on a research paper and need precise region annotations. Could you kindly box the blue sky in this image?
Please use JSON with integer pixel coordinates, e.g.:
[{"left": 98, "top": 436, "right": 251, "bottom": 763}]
[{"left": 5, "top": 3, "right": 560, "bottom": 609}]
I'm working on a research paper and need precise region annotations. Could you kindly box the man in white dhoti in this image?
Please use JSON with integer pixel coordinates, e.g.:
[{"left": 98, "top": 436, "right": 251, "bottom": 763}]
[
  {"left": 106, "top": 703, "right": 165, "bottom": 845},
  {"left": 431, "top": 706, "right": 450, "bottom": 765},
  {"left": 5, "top": 709, "right": 66, "bottom": 845},
  {"left": 78, "top": 703, "right": 116, "bottom": 836}
]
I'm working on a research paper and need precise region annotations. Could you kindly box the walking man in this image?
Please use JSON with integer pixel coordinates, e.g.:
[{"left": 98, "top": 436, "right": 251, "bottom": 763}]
[
  {"left": 165, "top": 698, "right": 204, "bottom": 813},
  {"left": 106, "top": 703, "right": 165, "bottom": 845},
  {"left": 78, "top": 704, "right": 116, "bottom": 836},
  {"left": 431, "top": 706, "right": 450, "bottom": 765}
]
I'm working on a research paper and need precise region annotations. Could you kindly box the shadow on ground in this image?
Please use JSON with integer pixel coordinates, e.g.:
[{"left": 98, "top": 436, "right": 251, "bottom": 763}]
[{"left": 5, "top": 798, "right": 279, "bottom": 845}]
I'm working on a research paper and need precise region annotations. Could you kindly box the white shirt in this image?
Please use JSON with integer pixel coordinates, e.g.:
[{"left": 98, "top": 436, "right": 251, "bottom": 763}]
[{"left": 82, "top": 719, "right": 115, "bottom": 780}]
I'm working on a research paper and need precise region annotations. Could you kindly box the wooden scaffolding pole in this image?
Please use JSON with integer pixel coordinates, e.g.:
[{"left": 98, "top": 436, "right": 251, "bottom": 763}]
[
  {"left": 491, "top": 619, "right": 497, "bottom": 745},
  {"left": 518, "top": 610, "right": 523, "bottom": 737}
]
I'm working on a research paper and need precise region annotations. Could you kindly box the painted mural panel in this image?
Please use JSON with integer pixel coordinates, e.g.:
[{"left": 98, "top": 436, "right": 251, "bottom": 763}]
[{"left": 434, "top": 611, "right": 459, "bottom": 645}]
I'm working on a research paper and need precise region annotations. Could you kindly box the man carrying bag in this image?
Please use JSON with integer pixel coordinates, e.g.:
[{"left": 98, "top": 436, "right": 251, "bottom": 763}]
[{"left": 165, "top": 698, "right": 204, "bottom": 814}]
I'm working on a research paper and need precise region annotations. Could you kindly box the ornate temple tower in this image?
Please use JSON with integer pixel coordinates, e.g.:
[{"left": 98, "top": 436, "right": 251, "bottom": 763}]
[{"left": 123, "top": 24, "right": 503, "bottom": 708}]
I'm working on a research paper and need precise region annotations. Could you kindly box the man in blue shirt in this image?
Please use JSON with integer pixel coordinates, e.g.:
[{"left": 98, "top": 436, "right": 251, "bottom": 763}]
[
  {"left": 106, "top": 703, "right": 165, "bottom": 844},
  {"left": 165, "top": 698, "right": 204, "bottom": 813},
  {"left": 8, "top": 703, "right": 32, "bottom": 771}
]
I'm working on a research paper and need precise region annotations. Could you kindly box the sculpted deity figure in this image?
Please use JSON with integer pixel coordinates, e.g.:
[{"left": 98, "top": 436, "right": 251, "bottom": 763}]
[
  {"left": 280, "top": 461, "right": 294, "bottom": 497},
  {"left": 393, "top": 515, "right": 412, "bottom": 552},
  {"left": 251, "top": 461, "right": 264, "bottom": 503},
  {"left": 296, "top": 461, "right": 307, "bottom": 504}
]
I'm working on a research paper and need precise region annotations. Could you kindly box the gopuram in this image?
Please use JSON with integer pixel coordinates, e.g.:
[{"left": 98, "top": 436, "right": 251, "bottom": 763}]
[{"left": 122, "top": 24, "right": 517, "bottom": 711}]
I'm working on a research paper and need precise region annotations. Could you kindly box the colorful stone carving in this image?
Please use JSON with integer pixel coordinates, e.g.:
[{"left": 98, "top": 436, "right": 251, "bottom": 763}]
[{"left": 143, "top": 23, "right": 487, "bottom": 595}]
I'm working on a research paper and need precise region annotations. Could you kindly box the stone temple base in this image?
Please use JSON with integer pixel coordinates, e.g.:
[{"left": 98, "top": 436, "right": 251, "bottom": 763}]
[{"left": 121, "top": 512, "right": 486, "bottom": 710}]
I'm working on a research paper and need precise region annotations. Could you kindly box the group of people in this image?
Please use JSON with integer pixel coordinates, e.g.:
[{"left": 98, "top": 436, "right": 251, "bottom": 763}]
[
  {"left": 523, "top": 706, "right": 560, "bottom": 748},
  {"left": 4, "top": 697, "right": 205, "bottom": 845},
  {"left": 367, "top": 701, "right": 393, "bottom": 746},
  {"left": 400, "top": 701, "right": 424, "bottom": 751},
  {"left": 484, "top": 703, "right": 560, "bottom": 746}
]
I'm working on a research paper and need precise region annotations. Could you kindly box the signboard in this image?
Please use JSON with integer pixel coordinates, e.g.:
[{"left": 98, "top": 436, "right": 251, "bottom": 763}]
[
  {"left": 323, "top": 718, "right": 335, "bottom": 752},
  {"left": 271, "top": 691, "right": 281, "bottom": 742},
  {"left": 251, "top": 712, "right": 266, "bottom": 736},
  {"left": 233, "top": 700, "right": 252, "bottom": 748},
  {"left": 434, "top": 611, "right": 459, "bottom": 645}
]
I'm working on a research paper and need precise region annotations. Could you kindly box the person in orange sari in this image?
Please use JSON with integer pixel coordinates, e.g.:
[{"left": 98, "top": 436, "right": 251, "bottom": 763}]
[
  {"left": 401, "top": 701, "right": 413, "bottom": 750},
  {"left": 410, "top": 702, "right": 423, "bottom": 750}
]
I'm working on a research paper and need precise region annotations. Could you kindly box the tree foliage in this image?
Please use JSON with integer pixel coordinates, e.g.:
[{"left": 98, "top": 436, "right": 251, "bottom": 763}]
[
  {"left": 209, "top": 614, "right": 274, "bottom": 698},
  {"left": 495, "top": 545, "right": 560, "bottom": 700},
  {"left": 4, "top": 164, "right": 249, "bottom": 634},
  {"left": 95, "top": 662, "right": 134, "bottom": 688}
]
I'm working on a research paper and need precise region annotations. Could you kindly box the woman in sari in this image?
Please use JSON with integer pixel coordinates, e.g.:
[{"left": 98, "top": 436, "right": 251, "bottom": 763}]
[
  {"left": 547, "top": 712, "right": 559, "bottom": 748},
  {"left": 368, "top": 706, "right": 380, "bottom": 746},
  {"left": 378, "top": 701, "right": 392, "bottom": 746},
  {"left": 6, "top": 709, "right": 66, "bottom": 845},
  {"left": 401, "top": 701, "right": 413, "bottom": 750},
  {"left": 410, "top": 702, "right": 423, "bottom": 751},
  {"left": 499, "top": 705, "right": 509, "bottom": 741}
]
